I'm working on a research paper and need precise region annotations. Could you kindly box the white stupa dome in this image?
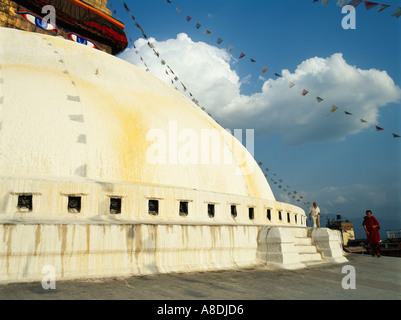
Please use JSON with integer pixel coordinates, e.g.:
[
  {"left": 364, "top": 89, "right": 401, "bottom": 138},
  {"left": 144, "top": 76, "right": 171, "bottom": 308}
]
[{"left": 0, "top": 27, "right": 274, "bottom": 198}]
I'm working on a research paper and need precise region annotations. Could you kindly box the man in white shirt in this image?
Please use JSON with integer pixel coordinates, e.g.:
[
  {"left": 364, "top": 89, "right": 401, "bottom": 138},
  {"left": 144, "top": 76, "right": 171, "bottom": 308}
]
[{"left": 309, "top": 202, "right": 320, "bottom": 228}]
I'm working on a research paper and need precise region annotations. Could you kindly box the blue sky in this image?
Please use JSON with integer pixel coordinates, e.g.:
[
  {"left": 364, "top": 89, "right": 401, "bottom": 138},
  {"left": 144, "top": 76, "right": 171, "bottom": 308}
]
[{"left": 110, "top": 0, "right": 401, "bottom": 238}]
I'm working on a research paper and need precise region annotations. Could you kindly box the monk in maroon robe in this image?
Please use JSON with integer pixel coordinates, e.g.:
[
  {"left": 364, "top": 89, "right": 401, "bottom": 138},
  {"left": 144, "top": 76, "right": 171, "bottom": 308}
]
[{"left": 362, "top": 210, "right": 381, "bottom": 257}]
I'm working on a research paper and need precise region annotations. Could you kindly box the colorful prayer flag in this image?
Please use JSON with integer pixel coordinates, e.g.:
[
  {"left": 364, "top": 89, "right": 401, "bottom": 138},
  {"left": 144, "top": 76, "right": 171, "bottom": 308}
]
[
  {"left": 205, "top": 30, "right": 212, "bottom": 34},
  {"left": 274, "top": 73, "right": 282, "bottom": 77},
  {"left": 336, "top": 0, "right": 349, "bottom": 7},
  {"left": 302, "top": 89, "right": 309, "bottom": 96},
  {"left": 344, "top": 111, "right": 352, "bottom": 115},
  {"left": 217, "top": 37, "right": 223, "bottom": 44},
  {"left": 186, "top": 16, "right": 192, "bottom": 22},
  {"left": 360, "top": 119, "right": 367, "bottom": 123},
  {"left": 228, "top": 45, "right": 234, "bottom": 52},
  {"left": 363, "top": 1, "right": 378, "bottom": 10},
  {"left": 316, "top": 96, "right": 323, "bottom": 102},
  {"left": 375, "top": 125, "right": 384, "bottom": 131},
  {"left": 378, "top": 4, "right": 390, "bottom": 12},
  {"left": 239, "top": 52, "right": 246, "bottom": 59},
  {"left": 289, "top": 82, "right": 295, "bottom": 88},
  {"left": 250, "top": 58, "right": 256, "bottom": 63},
  {"left": 322, "top": 0, "right": 331, "bottom": 5},
  {"left": 392, "top": 133, "right": 400, "bottom": 138},
  {"left": 196, "top": 23, "right": 201, "bottom": 29},
  {"left": 330, "top": 105, "right": 338, "bottom": 113},
  {"left": 392, "top": 7, "right": 401, "bottom": 18},
  {"left": 262, "top": 66, "right": 269, "bottom": 73},
  {"left": 348, "top": 0, "right": 363, "bottom": 7}
]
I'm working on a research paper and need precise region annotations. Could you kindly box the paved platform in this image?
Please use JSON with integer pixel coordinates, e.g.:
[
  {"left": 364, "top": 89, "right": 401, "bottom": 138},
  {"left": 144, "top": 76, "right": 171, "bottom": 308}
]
[{"left": 0, "top": 254, "right": 400, "bottom": 300}]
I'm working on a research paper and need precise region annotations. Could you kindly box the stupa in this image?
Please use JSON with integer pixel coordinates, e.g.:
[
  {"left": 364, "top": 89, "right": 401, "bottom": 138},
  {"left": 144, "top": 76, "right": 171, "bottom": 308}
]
[{"left": 0, "top": 0, "right": 346, "bottom": 283}]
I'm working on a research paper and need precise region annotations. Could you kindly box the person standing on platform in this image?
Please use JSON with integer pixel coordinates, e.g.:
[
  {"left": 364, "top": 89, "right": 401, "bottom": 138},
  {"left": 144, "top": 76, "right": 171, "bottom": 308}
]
[
  {"left": 363, "top": 210, "right": 382, "bottom": 257},
  {"left": 309, "top": 202, "right": 320, "bottom": 228}
]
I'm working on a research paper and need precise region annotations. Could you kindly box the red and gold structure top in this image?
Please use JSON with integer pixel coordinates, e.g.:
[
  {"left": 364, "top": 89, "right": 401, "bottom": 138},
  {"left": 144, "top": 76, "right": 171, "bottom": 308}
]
[{"left": 0, "top": 0, "right": 128, "bottom": 54}]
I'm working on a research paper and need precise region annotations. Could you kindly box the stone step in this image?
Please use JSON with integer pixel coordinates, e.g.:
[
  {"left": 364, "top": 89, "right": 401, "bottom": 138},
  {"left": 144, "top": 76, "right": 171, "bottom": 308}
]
[
  {"left": 294, "top": 237, "right": 313, "bottom": 246},
  {"left": 299, "top": 252, "right": 323, "bottom": 263},
  {"left": 290, "top": 227, "right": 310, "bottom": 238},
  {"left": 295, "top": 245, "right": 318, "bottom": 254}
]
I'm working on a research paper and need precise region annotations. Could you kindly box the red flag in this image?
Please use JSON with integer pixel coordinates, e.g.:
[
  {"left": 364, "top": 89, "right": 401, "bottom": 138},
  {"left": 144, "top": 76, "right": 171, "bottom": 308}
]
[
  {"left": 364, "top": 1, "right": 378, "bottom": 10},
  {"left": 302, "top": 89, "right": 309, "bottom": 96},
  {"left": 375, "top": 125, "right": 384, "bottom": 131},
  {"left": 239, "top": 52, "right": 246, "bottom": 59},
  {"left": 186, "top": 16, "right": 192, "bottom": 22}
]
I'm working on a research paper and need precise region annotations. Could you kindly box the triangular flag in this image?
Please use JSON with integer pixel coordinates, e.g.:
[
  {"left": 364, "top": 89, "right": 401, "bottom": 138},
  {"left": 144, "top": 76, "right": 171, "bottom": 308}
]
[
  {"left": 336, "top": 0, "right": 349, "bottom": 7},
  {"left": 274, "top": 73, "right": 282, "bottom": 77},
  {"left": 216, "top": 37, "right": 223, "bottom": 45},
  {"left": 363, "top": 1, "right": 378, "bottom": 10},
  {"left": 322, "top": 0, "right": 331, "bottom": 5},
  {"left": 205, "top": 30, "right": 212, "bottom": 34},
  {"left": 250, "top": 58, "right": 256, "bottom": 63},
  {"left": 392, "top": 7, "right": 401, "bottom": 18},
  {"left": 239, "top": 52, "right": 246, "bottom": 59},
  {"left": 348, "top": 0, "right": 363, "bottom": 7},
  {"left": 378, "top": 4, "right": 390, "bottom": 12},
  {"left": 360, "top": 119, "right": 367, "bottom": 123},
  {"left": 392, "top": 133, "right": 401, "bottom": 138},
  {"left": 195, "top": 23, "right": 201, "bottom": 29},
  {"left": 228, "top": 45, "right": 234, "bottom": 52},
  {"left": 344, "top": 111, "right": 352, "bottom": 115},
  {"left": 316, "top": 96, "right": 323, "bottom": 102},
  {"left": 186, "top": 16, "right": 192, "bottom": 22},
  {"left": 289, "top": 82, "right": 295, "bottom": 88},
  {"left": 330, "top": 105, "right": 338, "bottom": 113},
  {"left": 262, "top": 66, "right": 269, "bottom": 73},
  {"left": 176, "top": 8, "right": 181, "bottom": 13},
  {"left": 302, "top": 89, "right": 309, "bottom": 96},
  {"left": 375, "top": 125, "right": 384, "bottom": 131}
]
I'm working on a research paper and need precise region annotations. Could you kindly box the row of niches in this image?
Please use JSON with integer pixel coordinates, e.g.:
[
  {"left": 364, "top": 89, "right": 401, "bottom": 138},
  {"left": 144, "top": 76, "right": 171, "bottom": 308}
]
[{"left": 13, "top": 193, "right": 306, "bottom": 225}]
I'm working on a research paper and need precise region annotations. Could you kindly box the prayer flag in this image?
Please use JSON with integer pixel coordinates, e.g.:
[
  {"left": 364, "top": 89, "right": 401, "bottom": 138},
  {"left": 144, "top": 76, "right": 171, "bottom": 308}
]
[
  {"left": 262, "top": 66, "right": 269, "bottom": 73},
  {"left": 316, "top": 96, "right": 323, "bottom": 102},
  {"left": 378, "top": 4, "right": 390, "bottom": 12},
  {"left": 205, "top": 30, "right": 212, "bottom": 34},
  {"left": 228, "top": 45, "right": 234, "bottom": 52},
  {"left": 274, "top": 73, "right": 282, "bottom": 77},
  {"left": 348, "top": 0, "right": 363, "bottom": 7},
  {"left": 123, "top": 2, "right": 129, "bottom": 12},
  {"left": 239, "top": 52, "right": 246, "bottom": 59},
  {"left": 167, "top": 0, "right": 172, "bottom": 3},
  {"left": 344, "top": 111, "right": 352, "bottom": 115},
  {"left": 217, "top": 38, "right": 223, "bottom": 44},
  {"left": 360, "top": 119, "right": 367, "bottom": 123},
  {"left": 289, "top": 82, "right": 295, "bottom": 88},
  {"left": 176, "top": 8, "right": 181, "bottom": 13},
  {"left": 363, "top": 1, "right": 378, "bottom": 10},
  {"left": 336, "top": 0, "right": 349, "bottom": 7},
  {"left": 196, "top": 23, "right": 201, "bottom": 29},
  {"left": 186, "top": 16, "right": 191, "bottom": 22},
  {"left": 302, "top": 89, "right": 309, "bottom": 96},
  {"left": 392, "top": 133, "right": 400, "bottom": 138},
  {"left": 375, "top": 125, "right": 384, "bottom": 131},
  {"left": 330, "top": 105, "right": 338, "bottom": 113},
  {"left": 250, "top": 58, "right": 256, "bottom": 62},
  {"left": 392, "top": 7, "right": 401, "bottom": 18},
  {"left": 322, "top": 0, "right": 331, "bottom": 5}
]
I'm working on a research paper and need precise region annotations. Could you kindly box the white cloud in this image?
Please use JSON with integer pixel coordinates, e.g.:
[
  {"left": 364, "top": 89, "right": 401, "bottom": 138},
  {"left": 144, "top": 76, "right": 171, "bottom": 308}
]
[{"left": 118, "top": 33, "right": 401, "bottom": 145}]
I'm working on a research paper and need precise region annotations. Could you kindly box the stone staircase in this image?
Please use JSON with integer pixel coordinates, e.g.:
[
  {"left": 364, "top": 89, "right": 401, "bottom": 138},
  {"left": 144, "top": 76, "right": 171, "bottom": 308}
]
[
  {"left": 257, "top": 226, "right": 347, "bottom": 270},
  {"left": 292, "top": 228, "right": 324, "bottom": 265}
]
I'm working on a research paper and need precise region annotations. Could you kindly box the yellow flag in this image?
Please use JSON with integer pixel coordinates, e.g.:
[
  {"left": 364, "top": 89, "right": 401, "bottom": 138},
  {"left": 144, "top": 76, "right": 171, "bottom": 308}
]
[{"left": 330, "top": 105, "right": 338, "bottom": 113}]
